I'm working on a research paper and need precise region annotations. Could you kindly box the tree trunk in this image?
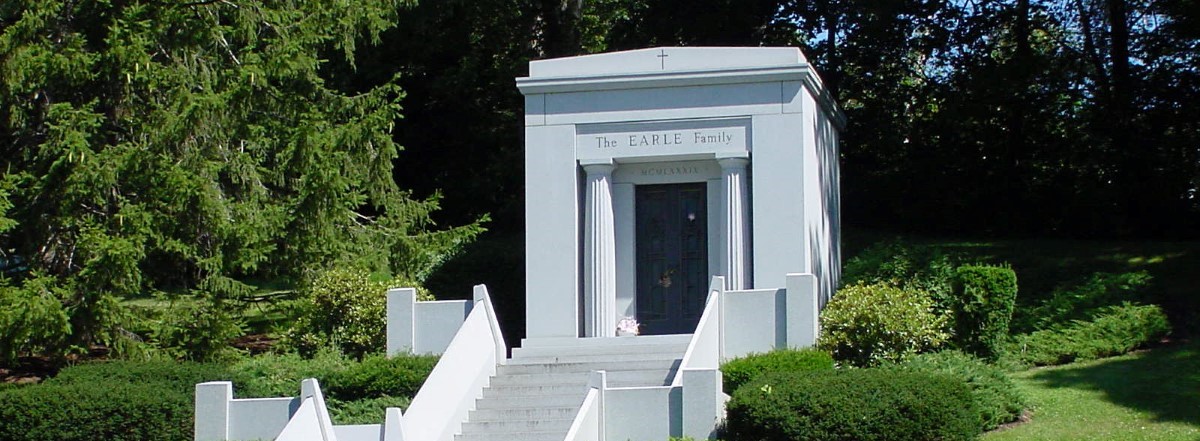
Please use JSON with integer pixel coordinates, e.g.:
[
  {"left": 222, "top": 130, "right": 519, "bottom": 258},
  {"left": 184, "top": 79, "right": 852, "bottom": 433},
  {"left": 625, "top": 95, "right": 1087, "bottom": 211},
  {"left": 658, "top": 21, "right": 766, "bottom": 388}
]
[{"left": 539, "top": 0, "right": 584, "bottom": 58}]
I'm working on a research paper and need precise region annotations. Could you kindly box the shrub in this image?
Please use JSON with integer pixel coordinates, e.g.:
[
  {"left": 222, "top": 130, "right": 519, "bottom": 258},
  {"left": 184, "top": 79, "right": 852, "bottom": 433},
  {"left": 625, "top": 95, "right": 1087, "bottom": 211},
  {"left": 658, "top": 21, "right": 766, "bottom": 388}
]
[
  {"left": 285, "top": 267, "right": 431, "bottom": 358},
  {"left": 150, "top": 296, "right": 245, "bottom": 362},
  {"left": 324, "top": 354, "right": 439, "bottom": 401},
  {"left": 328, "top": 395, "right": 412, "bottom": 425},
  {"left": 48, "top": 360, "right": 237, "bottom": 389},
  {"left": 720, "top": 348, "right": 833, "bottom": 393},
  {"left": 725, "top": 369, "right": 980, "bottom": 441},
  {"left": 842, "top": 239, "right": 958, "bottom": 311},
  {"left": 0, "top": 382, "right": 193, "bottom": 441},
  {"left": 818, "top": 282, "right": 949, "bottom": 367},
  {"left": 1008, "top": 303, "right": 1171, "bottom": 366},
  {"left": 0, "top": 361, "right": 234, "bottom": 441},
  {"left": 228, "top": 349, "right": 350, "bottom": 397},
  {"left": 1014, "top": 271, "right": 1151, "bottom": 333},
  {"left": 884, "top": 351, "right": 1025, "bottom": 430},
  {"left": 949, "top": 265, "right": 1018, "bottom": 359}
]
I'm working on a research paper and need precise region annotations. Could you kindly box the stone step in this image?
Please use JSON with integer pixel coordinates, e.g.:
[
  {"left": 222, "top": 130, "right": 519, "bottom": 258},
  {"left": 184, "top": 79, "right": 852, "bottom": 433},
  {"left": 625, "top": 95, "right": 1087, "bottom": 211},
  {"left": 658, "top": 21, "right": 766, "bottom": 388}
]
[
  {"left": 454, "top": 430, "right": 564, "bottom": 441},
  {"left": 518, "top": 334, "right": 692, "bottom": 349},
  {"left": 511, "top": 341, "right": 688, "bottom": 358},
  {"left": 474, "top": 393, "right": 585, "bottom": 409},
  {"left": 460, "top": 418, "right": 574, "bottom": 434},
  {"left": 483, "top": 384, "right": 587, "bottom": 398},
  {"left": 489, "top": 369, "right": 674, "bottom": 388},
  {"left": 498, "top": 359, "right": 680, "bottom": 375},
  {"left": 507, "top": 351, "right": 682, "bottom": 365},
  {"left": 469, "top": 406, "right": 580, "bottom": 421}
]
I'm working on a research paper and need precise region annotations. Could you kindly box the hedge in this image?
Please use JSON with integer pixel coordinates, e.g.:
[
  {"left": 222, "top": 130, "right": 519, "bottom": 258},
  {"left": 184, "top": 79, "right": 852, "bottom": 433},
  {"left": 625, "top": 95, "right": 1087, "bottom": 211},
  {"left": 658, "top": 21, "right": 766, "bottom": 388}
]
[
  {"left": 720, "top": 348, "right": 833, "bottom": 393},
  {"left": 0, "top": 353, "right": 439, "bottom": 441},
  {"left": 726, "top": 369, "right": 980, "bottom": 441}
]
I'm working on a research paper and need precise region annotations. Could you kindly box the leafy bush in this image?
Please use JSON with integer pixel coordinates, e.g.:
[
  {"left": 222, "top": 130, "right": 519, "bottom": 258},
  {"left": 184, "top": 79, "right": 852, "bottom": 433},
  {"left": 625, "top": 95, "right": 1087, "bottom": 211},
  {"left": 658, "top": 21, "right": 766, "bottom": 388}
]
[
  {"left": 842, "top": 239, "right": 958, "bottom": 311},
  {"left": 0, "top": 361, "right": 237, "bottom": 441},
  {"left": 328, "top": 395, "right": 412, "bottom": 425},
  {"left": 884, "top": 351, "right": 1025, "bottom": 430},
  {"left": 286, "top": 267, "right": 431, "bottom": 358},
  {"left": 49, "top": 360, "right": 238, "bottom": 389},
  {"left": 720, "top": 348, "right": 833, "bottom": 393},
  {"left": 0, "top": 352, "right": 441, "bottom": 441},
  {"left": 324, "top": 354, "right": 439, "bottom": 401},
  {"left": 0, "top": 382, "right": 193, "bottom": 441},
  {"left": 1008, "top": 303, "right": 1171, "bottom": 366},
  {"left": 150, "top": 296, "right": 245, "bottom": 361},
  {"left": 725, "top": 369, "right": 980, "bottom": 441},
  {"left": 1014, "top": 271, "right": 1151, "bottom": 333},
  {"left": 818, "top": 282, "right": 949, "bottom": 366},
  {"left": 228, "top": 349, "right": 350, "bottom": 398},
  {"left": 950, "top": 265, "right": 1018, "bottom": 359}
]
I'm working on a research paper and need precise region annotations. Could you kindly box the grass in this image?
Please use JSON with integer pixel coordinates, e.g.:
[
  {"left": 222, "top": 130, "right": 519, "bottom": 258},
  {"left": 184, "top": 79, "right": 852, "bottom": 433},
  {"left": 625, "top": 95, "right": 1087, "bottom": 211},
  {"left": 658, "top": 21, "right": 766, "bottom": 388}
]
[{"left": 984, "top": 341, "right": 1200, "bottom": 441}]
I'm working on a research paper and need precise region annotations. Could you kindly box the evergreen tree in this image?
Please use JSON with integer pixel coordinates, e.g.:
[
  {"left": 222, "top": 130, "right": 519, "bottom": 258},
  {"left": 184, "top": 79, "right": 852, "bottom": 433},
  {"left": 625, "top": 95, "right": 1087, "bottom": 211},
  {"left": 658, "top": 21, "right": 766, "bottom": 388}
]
[{"left": 0, "top": 0, "right": 482, "bottom": 361}]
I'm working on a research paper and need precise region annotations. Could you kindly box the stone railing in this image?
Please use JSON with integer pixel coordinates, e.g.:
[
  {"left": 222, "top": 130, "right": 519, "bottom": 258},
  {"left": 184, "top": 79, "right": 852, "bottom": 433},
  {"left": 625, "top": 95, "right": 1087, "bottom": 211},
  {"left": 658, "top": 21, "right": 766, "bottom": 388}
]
[{"left": 400, "top": 285, "right": 506, "bottom": 441}]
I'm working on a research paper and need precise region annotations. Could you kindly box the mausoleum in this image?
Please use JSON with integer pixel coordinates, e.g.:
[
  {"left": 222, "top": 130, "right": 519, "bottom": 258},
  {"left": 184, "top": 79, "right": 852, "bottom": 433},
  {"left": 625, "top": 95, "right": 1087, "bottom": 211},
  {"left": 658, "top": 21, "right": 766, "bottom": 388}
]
[
  {"left": 194, "top": 46, "right": 843, "bottom": 441},
  {"left": 520, "top": 46, "right": 843, "bottom": 339}
]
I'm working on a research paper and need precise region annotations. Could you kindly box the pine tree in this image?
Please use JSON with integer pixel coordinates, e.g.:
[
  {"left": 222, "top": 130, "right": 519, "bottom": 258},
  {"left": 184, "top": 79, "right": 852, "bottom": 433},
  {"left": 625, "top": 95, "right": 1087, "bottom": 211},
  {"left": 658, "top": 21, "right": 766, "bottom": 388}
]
[{"left": 0, "top": 0, "right": 482, "bottom": 361}]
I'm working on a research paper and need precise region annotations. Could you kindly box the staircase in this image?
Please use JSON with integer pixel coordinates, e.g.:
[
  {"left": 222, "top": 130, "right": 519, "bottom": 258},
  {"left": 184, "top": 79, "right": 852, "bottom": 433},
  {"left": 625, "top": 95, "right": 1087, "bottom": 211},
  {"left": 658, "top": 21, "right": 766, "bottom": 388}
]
[{"left": 454, "top": 335, "right": 691, "bottom": 441}]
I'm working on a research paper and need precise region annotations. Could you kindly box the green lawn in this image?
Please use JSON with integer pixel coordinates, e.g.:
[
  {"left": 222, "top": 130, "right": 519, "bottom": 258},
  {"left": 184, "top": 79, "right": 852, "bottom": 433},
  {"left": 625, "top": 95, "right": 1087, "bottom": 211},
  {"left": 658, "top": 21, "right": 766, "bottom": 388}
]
[{"left": 984, "top": 341, "right": 1200, "bottom": 441}]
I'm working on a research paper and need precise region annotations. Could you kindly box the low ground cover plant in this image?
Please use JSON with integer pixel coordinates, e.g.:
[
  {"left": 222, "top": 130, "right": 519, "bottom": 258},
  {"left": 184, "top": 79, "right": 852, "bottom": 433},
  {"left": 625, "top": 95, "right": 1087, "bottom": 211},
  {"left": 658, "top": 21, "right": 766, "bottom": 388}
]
[
  {"left": 883, "top": 351, "right": 1025, "bottom": 430},
  {"left": 1007, "top": 303, "right": 1170, "bottom": 366},
  {"left": 725, "top": 369, "right": 980, "bottom": 441},
  {"left": 720, "top": 348, "right": 833, "bottom": 393}
]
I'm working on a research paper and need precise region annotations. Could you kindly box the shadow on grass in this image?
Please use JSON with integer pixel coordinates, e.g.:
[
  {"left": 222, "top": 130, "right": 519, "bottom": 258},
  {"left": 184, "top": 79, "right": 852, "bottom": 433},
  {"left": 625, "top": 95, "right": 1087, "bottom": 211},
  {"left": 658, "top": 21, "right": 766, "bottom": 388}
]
[{"left": 1023, "top": 341, "right": 1200, "bottom": 425}]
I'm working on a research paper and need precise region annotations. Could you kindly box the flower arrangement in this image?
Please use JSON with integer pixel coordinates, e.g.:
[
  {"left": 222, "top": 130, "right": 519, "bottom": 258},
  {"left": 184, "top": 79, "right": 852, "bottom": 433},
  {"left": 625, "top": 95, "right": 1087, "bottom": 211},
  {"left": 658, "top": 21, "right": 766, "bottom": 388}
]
[{"left": 616, "top": 317, "right": 641, "bottom": 336}]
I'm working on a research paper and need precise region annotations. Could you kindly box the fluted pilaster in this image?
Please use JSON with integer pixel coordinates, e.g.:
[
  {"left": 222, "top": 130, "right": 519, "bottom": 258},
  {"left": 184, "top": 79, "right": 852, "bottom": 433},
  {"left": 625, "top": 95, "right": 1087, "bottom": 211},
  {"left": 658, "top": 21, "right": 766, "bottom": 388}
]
[
  {"left": 719, "top": 156, "right": 751, "bottom": 290},
  {"left": 582, "top": 162, "right": 617, "bottom": 337}
]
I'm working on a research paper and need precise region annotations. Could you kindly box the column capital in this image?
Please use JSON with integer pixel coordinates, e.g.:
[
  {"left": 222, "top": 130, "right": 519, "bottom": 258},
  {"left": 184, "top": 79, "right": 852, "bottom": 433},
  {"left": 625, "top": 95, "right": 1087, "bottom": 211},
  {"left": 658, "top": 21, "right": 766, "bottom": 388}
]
[
  {"left": 717, "top": 155, "right": 750, "bottom": 170},
  {"left": 581, "top": 159, "right": 616, "bottom": 176}
]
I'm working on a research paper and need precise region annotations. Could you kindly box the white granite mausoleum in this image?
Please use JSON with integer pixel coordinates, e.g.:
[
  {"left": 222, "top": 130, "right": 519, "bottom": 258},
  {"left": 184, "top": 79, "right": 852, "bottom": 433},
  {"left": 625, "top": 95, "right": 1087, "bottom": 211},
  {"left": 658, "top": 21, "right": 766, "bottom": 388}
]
[
  {"left": 194, "top": 47, "right": 844, "bottom": 441},
  {"left": 518, "top": 47, "right": 844, "bottom": 340}
]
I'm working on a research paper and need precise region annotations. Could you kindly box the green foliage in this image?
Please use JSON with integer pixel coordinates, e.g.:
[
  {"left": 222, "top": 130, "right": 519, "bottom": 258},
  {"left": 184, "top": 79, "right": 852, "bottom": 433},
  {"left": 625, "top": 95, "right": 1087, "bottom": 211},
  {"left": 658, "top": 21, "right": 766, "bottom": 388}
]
[
  {"left": 841, "top": 239, "right": 958, "bottom": 312},
  {"left": 227, "top": 349, "right": 350, "bottom": 398},
  {"left": 1015, "top": 271, "right": 1152, "bottom": 333},
  {"left": 720, "top": 348, "right": 833, "bottom": 393},
  {"left": 285, "top": 267, "right": 430, "bottom": 358},
  {"left": 950, "top": 265, "right": 1018, "bottom": 359},
  {"left": 48, "top": 360, "right": 236, "bottom": 389},
  {"left": 150, "top": 296, "right": 245, "bottom": 362},
  {"left": 0, "top": 360, "right": 237, "bottom": 441},
  {"left": 0, "top": 381, "right": 193, "bottom": 441},
  {"left": 1008, "top": 303, "right": 1171, "bottom": 366},
  {"left": 0, "top": 352, "right": 440, "bottom": 440},
  {"left": 328, "top": 395, "right": 412, "bottom": 425},
  {"left": 324, "top": 354, "right": 438, "bottom": 401},
  {"left": 0, "top": 0, "right": 481, "bottom": 361},
  {"left": 818, "top": 282, "right": 950, "bottom": 367},
  {"left": 884, "top": 351, "right": 1025, "bottom": 431},
  {"left": 725, "top": 369, "right": 980, "bottom": 441},
  {"left": 0, "top": 275, "right": 71, "bottom": 363}
]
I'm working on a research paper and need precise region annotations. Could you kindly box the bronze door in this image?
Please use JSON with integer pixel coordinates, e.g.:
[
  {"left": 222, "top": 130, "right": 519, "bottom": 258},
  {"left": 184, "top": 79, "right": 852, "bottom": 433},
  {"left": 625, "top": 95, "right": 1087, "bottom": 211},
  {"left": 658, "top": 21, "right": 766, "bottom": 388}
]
[{"left": 635, "top": 183, "right": 708, "bottom": 335}]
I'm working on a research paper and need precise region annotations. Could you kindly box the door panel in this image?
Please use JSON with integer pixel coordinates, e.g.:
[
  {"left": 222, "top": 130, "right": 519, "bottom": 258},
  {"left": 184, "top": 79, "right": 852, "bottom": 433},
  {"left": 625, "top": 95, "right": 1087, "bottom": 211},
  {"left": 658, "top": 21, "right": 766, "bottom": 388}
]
[{"left": 635, "top": 183, "right": 708, "bottom": 335}]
